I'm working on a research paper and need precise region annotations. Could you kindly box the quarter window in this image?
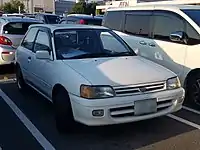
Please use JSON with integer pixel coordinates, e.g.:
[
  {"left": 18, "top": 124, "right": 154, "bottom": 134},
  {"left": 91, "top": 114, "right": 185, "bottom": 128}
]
[
  {"left": 153, "top": 12, "right": 184, "bottom": 42},
  {"left": 124, "top": 13, "right": 152, "bottom": 38},
  {"left": 33, "top": 31, "right": 50, "bottom": 53},
  {"left": 21, "top": 28, "right": 38, "bottom": 50}
]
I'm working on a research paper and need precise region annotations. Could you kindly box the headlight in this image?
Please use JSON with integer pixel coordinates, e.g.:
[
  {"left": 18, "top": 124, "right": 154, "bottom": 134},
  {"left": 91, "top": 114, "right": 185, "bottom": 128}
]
[
  {"left": 80, "top": 85, "right": 115, "bottom": 99},
  {"left": 166, "top": 77, "right": 181, "bottom": 90}
]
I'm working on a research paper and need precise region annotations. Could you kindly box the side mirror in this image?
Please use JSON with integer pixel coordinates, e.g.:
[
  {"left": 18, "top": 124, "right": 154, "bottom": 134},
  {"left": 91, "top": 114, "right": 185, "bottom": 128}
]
[
  {"left": 35, "top": 51, "right": 50, "bottom": 60},
  {"left": 170, "top": 31, "right": 186, "bottom": 43}
]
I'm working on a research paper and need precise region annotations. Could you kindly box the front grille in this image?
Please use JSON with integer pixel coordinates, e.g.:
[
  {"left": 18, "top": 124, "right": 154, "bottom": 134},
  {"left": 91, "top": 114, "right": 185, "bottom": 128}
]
[
  {"left": 114, "top": 82, "right": 166, "bottom": 96},
  {"left": 110, "top": 99, "right": 173, "bottom": 118}
]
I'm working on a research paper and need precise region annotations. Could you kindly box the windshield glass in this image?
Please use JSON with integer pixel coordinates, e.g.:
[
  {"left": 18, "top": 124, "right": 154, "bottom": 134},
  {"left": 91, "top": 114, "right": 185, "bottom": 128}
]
[
  {"left": 54, "top": 29, "right": 135, "bottom": 59},
  {"left": 45, "top": 15, "right": 60, "bottom": 24},
  {"left": 182, "top": 9, "right": 200, "bottom": 26}
]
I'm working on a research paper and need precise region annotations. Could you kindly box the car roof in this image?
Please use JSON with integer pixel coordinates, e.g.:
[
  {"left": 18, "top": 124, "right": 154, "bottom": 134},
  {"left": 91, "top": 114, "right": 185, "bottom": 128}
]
[
  {"left": 107, "top": 4, "right": 200, "bottom": 11},
  {"left": 29, "top": 24, "right": 108, "bottom": 32},
  {"left": 0, "top": 17, "right": 42, "bottom": 23},
  {"left": 36, "top": 13, "right": 59, "bottom": 16},
  {"left": 67, "top": 14, "right": 102, "bottom": 19}
]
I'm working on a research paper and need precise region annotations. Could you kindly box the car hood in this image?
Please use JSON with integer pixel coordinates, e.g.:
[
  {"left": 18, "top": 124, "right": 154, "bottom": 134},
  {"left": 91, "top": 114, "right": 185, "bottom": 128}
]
[{"left": 63, "top": 56, "right": 176, "bottom": 86}]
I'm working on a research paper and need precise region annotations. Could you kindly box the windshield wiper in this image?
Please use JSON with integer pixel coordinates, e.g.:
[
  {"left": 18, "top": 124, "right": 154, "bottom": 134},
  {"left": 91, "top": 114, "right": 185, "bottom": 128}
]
[
  {"left": 66, "top": 53, "right": 111, "bottom": 59},
  {"left": 110, "top": 51, "right": 135, "bottom": 56}
]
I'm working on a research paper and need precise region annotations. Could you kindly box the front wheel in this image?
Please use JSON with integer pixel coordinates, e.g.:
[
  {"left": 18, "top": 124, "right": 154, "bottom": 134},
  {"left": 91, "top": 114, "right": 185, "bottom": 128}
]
[
  {"left": 53, "top": 88, "right": 75, "bottom": 133},
  {"left": 186, "top": 73, "right": 200, "bottom": 106}
]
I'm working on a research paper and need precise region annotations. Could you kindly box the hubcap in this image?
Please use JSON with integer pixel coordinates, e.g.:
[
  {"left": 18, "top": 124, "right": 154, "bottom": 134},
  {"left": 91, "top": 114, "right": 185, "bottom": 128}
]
[{"left": 192, "top": 79, "right": 200, "bottom": 105}]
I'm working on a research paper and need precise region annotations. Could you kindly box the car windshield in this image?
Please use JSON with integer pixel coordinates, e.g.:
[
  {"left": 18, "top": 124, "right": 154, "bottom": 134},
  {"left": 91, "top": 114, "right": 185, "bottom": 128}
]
[
  {"left": 45, "top": 15, "right": 60, "bottom": 24},
  {"left": 182, "top": 9, "right": 200, "bottom": 26},
  {"left": 54, "top": 29, "right": 135, "bottom": 59}
]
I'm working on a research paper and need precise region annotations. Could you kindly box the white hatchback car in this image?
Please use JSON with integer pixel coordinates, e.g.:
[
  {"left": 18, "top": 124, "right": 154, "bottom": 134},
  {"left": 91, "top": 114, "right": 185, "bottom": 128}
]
[{"left": 15, "top": 24, "right": 184, "bottom": 132}]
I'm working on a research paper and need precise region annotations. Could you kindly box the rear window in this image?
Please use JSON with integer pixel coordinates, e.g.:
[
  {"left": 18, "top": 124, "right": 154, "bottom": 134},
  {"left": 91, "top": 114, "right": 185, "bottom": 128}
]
[
  {"left": 3, "top": 22, "right": 41, "bottom": 35},
  {"left": 83, "top": 18, "right": 102, "bottom": 25},
  {"left": 45, "top": 15, "right": 60, "bottom": 24}
]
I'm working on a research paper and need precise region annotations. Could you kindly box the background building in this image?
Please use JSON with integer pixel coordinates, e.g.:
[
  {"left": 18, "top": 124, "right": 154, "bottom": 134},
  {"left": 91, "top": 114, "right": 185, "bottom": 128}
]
[
  {"left": 55, "top": 0, "right": 75, "bottom": 16},
  {"left": 0, "top": 0, "right": 55, "bottom": 13}
]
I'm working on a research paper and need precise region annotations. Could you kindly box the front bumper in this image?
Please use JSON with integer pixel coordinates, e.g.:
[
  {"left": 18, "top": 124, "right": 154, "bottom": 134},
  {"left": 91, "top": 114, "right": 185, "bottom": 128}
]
[{"left": 69, "top": 88, "right": 185, "bottom": 126}]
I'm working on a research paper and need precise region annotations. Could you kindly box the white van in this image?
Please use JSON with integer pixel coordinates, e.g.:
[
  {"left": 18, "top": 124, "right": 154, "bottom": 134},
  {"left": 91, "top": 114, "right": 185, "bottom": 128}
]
[{"left": 102, "top": 4, "right": 200, "bottom": 105}]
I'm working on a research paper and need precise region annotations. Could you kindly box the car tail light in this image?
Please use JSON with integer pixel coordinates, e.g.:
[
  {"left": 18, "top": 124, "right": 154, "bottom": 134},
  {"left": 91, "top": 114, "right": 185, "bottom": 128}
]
[
  {"left": 0, "top": 36, "right": 12, "bottom": 46},
  {"left": 2, "top": 51, "right": 13, "bottom": 55},
  {"left": 79, "top": 19, "right": 86, "bottom": 24}
]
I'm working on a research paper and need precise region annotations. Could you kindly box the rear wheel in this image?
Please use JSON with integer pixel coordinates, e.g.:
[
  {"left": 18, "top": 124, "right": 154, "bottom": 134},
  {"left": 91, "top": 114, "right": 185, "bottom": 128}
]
[
  {"left": 53, "top": 87, "right": 75, "bottom": 133},
  {"left": 16, "top": 66, "right": 27, "bottom": 91},
  {"left": 186, "top": 73, "right": 200, "bottom": 106}
]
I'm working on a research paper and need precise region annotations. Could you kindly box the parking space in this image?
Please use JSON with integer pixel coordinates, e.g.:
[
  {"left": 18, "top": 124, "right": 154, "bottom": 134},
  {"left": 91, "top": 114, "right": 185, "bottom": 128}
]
[
  {"left": 0, "top": 95, "right": 43, "bottom": 150},
  {"left": 1, "top": 79, "right": 200, "bottom": 150},
  {"left": 0, "top": 65, "right": 15, "bottom": 81}
]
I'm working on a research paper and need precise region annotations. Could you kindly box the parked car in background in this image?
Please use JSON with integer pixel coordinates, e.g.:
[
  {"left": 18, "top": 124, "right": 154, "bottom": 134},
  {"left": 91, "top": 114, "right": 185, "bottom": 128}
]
[
  {"left": 59, "top": 14, "right": 102, "bottom": 25},
  {"left": 23, "top": 13, "right": 36, "bottom": 19},
  {"left": 102, "top": 4, "right": 200, "bottom": 105},
  {"left": 16, "top": 24, "right": 184, "bottom": 132},
  {"left": 0, "top": 17, "right": 42, "bottom": 66},
  {"left": 95, "top": 15, "right": 104, "bottom": 18},
  {"left": 35, "top": 13, "right": 61, "bottom": 24},
  {"left": 3, "top": 13, "right": 25, "bottom": 17}
]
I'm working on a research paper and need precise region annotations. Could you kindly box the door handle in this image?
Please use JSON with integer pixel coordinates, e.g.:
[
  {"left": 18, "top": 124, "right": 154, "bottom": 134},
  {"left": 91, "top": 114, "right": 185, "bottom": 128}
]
[
  {"left": 28, "top": 56, "right": 31, "bottom": 62},
  {"left": 139, "top": 41, "right": 147, "bottom": 45},
  {"left": 148, "top": 43, "right": 156, "bottom": 47}
]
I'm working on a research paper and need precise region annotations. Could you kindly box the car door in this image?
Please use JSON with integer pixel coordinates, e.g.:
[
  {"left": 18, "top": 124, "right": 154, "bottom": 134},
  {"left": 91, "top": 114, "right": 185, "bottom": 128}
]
[
  {"left": 150, "top": 10, "right": 187, "bottom": 78},
  {"left": 28, "top": 28, "right": 53, "bottom": 96},
  {"left": 120, "top": 10, "right": 156, "bottom": 59},
  {"left": 17, "top": 27, "right": 38, "bottom": 81}
]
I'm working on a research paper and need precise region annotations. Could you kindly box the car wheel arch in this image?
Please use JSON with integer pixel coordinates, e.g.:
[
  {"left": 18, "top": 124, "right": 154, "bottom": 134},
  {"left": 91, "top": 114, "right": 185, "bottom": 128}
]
[
  {"left": 185, "top": 68, "right": 200, "bottom": 88},
  {"left": 52, "top": 84, "right": 68, "bottom": 102}
]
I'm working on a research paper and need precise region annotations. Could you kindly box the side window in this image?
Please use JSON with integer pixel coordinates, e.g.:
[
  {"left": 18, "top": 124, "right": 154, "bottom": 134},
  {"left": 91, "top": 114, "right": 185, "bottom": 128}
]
[
  {"left": 153, "top": 11, "right": 184, "bottom": 42},
  {"left": 60, "top": 20, "right": 67, "bottom": 24},
  {"left": 186, "top": 22, "right": 200, "bottom": 45},
  {"left": 124, "top": 12, "right": 152, "bottom": 38},
  {"left": 103, "top": 11, "right": 123, "bottom": 31},
  {"left": 21, "top": 28, "right": 38, "bottom": 50},
  {"left": 33, "top": 31, "right": 50, "bottom": 53}
]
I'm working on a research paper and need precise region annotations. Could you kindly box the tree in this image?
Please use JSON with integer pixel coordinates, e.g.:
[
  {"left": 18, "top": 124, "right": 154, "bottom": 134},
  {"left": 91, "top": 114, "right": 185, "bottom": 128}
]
[
  {"left": 0, "top": 0, "right": 25, "bottom": 13},
  {"left": 70, "top": 1, "right": 97, "bottom": 15}
]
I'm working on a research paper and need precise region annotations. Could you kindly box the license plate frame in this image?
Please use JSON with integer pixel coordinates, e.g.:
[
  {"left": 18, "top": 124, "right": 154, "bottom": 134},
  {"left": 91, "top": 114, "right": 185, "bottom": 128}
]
[{"left": 134, "top": 99, "right": 157, "bottom": 116}]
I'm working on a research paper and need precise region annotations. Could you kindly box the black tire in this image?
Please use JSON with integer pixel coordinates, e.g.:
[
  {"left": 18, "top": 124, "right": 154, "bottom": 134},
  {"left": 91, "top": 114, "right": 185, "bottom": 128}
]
[
  {"left": 186, "top": 73, "right": 200, "bottom": 106},
  {"left": 53, "top": 87, "right": 75, "bottom": 133},
  {"left": 16, "top": 66, "right": 27, "bottom": 92}
]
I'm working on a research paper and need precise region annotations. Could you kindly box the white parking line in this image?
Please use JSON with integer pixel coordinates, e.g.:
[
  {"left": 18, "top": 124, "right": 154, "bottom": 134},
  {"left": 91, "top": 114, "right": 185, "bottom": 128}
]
[
  {"left": 183, "top": 106, "right": 200, "bottom": 115},
  {"left": 0, "top": 89, "right": 56, "bottom": 150},
  {"left": 167, "top": 114, "right": 200, "bottom": 129}
]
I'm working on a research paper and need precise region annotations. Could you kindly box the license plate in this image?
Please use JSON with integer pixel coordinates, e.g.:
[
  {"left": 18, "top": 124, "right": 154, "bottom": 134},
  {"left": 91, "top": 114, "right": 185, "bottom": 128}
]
[{"left": 134, "top": 99, "right": 157, "bottom": 116}]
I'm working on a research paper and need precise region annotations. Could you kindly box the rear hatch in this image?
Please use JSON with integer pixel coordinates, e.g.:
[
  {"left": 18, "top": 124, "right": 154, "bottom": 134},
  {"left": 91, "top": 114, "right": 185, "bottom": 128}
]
[{"left": 2, "top": 22, "right": 40, "bottom": 48}]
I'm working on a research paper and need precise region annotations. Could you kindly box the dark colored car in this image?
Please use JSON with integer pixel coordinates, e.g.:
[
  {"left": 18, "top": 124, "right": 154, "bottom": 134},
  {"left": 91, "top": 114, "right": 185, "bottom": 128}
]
[
  {"left": 35, "top": 13, "right": 61, "bottom": 24},
  {"left": 59, "top": 14, "right": 102, "bottom": 25}
]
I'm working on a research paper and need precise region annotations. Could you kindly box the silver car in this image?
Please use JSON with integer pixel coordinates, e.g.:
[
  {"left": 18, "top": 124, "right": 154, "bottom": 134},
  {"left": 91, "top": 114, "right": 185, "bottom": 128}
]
[{"left": 0, "top": 17, "right": 42, "bottom": 66}]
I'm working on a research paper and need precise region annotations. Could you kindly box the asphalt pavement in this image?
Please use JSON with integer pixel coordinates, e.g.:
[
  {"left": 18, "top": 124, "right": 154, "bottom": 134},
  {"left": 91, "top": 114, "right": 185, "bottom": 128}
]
[{"left": 1, "top": 67, "right": 200, "bottom": 150}]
